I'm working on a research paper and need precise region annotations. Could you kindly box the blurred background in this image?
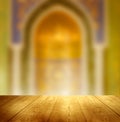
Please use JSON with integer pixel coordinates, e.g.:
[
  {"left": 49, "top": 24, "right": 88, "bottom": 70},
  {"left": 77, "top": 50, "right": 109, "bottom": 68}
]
[{"left": 0, "top": 0, "right": 120, "bottom": 95}]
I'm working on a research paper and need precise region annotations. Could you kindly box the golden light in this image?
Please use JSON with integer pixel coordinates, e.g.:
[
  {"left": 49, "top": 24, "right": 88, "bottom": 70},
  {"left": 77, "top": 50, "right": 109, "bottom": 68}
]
[
  {"left": 34, "top": 11, "right": 82, "bottom": 60},
  {"left": 33, "top": 10, "right": 82, "bottom": 95}
]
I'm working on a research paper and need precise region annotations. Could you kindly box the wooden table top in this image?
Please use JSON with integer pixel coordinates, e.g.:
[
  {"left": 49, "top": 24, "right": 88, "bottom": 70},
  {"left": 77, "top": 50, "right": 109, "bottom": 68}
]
[{"left": 0, "top": 96, "right": 120, "bottom": 122}]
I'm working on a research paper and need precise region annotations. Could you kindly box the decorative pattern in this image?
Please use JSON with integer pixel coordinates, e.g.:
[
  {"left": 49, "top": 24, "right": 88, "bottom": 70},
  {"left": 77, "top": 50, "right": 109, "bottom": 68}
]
[{"left": 12, "top": 0, "right": 105, "bottom": 43}]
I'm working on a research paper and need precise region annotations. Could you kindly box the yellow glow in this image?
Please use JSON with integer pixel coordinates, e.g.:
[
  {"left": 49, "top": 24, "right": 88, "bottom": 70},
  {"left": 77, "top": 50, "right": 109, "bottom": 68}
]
[
  {"left": 33, "top": 10, "right": 82, "bottom": 94},
  {"left": 34, "top": 11, "right": 82, "bottom": 59}
]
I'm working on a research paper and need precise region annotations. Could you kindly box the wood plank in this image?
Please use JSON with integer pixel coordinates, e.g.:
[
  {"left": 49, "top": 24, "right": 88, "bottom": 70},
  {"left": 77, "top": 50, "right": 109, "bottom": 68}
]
[
  {"left": 48, "top": 96, "right": 86, "bottom": 122},
  {"left": 78, "top": 96, "right": 120, "bottom": 122},
  {"left": 96, "top": 96, "right": 120, "bottom": 117},
  {"left": 9, "top": 96, "right": 57, "bottom": 122},
  {"left": 0, "top": 96, "right": 19, "bottom": 106},
  {"left": 0, "top": 96, "right": 39, "bottom": 121},
  {"left": 0, "top": 96, "right": 120, "bottom": 122}
]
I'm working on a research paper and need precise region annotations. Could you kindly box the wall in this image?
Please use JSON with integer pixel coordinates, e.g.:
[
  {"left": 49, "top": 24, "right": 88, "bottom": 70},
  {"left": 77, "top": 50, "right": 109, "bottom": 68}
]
[
  {"left": 107, "top": 0, "right": 120, "bottom": 94},
  {"left": 0, "top": 0, "right": 9, "bottom": 94},
  {"left": 0, "top": 0, "right": 120, "bottom": 95}
]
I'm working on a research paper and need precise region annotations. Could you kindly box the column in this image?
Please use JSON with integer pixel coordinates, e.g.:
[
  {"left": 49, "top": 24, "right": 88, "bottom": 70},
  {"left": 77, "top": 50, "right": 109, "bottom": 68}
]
[
  {"left": 94, "top": 45, "right": 104, "bottom": 95},
  {"left": 11, "top": 46, "right": 22, "bottom": 95}
]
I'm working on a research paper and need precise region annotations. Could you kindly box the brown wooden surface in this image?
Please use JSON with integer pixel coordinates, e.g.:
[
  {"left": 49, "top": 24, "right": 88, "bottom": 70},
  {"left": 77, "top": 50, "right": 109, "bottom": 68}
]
[{"left": 0, "top": 96, "right": 120, "bottom": 122}]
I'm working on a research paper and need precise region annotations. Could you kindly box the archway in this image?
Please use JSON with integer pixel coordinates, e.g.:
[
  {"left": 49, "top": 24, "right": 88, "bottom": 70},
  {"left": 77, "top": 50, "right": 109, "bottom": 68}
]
[
  {"left": 22, "top": 0, "right": 93, "bottom": 95},
  {"left": 32, "top": 7, "right": 85, "bottom": 95}
]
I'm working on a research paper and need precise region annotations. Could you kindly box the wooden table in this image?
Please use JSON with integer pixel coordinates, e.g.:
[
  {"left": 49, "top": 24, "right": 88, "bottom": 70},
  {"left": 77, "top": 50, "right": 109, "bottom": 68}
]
[{"left": 0, "top": 96, "right": 120, "bottom": 122}]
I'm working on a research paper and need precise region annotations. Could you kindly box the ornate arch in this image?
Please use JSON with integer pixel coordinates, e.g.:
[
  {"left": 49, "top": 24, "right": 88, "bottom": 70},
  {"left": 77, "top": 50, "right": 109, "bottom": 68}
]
[{"left": 22, "top": 0, "right": 94, "bottom": 94}]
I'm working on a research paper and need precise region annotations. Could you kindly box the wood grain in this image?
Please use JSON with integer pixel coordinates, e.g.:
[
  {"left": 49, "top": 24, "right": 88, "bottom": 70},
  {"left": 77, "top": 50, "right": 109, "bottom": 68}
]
[
  {"left": 0, "top": 96, "right": 119, "bottom": 122},
  {"left": 96, "top": 96, "right": 120, "bottom": 117}
]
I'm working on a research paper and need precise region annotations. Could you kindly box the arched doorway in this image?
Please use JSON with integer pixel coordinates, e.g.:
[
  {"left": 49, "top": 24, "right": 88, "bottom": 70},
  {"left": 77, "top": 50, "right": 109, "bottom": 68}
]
[
  {"left": 32, "top": 7, "right": 85, "bottom": 95},
  {"left": 22, "top": 0, "right": 93, "bottom": 95}
]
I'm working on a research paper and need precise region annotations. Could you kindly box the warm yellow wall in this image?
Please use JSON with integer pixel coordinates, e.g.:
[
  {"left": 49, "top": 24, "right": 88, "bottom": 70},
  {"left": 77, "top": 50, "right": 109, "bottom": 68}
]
[
  {"left": 107, "top": 0, "right": 120, "bottom": 94},
  {"left": 0, "top": 0, "right": 10, "bottom": 94},
  {"left": 0, "top": 0, "right": 120, "bottom": 95}
]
